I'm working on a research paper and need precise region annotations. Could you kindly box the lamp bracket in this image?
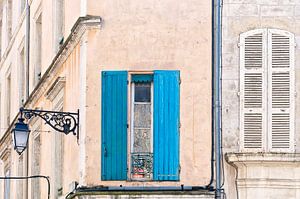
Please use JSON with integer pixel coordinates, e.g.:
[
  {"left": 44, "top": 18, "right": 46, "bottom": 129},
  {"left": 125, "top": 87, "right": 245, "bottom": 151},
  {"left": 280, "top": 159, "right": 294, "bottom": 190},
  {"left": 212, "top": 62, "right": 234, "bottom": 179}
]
[{"left": 20, "top": 108, "right": 79, "bottom": 140}]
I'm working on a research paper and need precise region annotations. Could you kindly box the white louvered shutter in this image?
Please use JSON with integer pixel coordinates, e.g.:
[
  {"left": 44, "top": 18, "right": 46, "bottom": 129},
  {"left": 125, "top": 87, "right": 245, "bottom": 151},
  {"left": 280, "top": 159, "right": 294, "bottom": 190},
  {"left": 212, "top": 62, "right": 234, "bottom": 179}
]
[
  {"left": 268, "top": 29, "right": 295, "bottom": 152},
  {"left": 240, "top": 29, "right": 267, "bottom": 151}
]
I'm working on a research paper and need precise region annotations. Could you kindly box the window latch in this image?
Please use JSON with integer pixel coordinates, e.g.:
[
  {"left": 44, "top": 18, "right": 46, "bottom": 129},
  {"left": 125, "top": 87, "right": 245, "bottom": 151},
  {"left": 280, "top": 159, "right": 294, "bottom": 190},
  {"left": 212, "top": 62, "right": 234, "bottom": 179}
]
[{"left": 104, "top": 147, "right": 107, "bottom": 157}]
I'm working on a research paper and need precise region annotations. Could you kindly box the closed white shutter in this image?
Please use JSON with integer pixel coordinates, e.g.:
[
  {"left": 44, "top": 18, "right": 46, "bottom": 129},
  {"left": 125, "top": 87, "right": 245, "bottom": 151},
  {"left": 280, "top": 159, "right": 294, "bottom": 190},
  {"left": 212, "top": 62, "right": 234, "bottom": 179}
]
[
  {"left": 268, "top": 29, "right": 295, "bottom": 152},
  {"left": 240, "top": 29, "right": 267, "bottom": 151}
]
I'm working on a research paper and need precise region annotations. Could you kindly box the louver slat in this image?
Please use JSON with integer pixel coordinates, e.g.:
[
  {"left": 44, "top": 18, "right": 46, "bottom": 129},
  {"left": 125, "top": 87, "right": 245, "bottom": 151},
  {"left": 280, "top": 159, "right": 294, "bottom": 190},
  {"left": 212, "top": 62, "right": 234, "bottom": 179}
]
[
  {"left": 272, "top": 113, "right": 290, "bottom": 148},
  {"left": 271, "top": 34, "right": 290, "bottom": 68},
  {"left": 269, "top": 30, "right": 294, "bottom": 151},
  {"left": 240, "top": 30, "right": 267, "bottom": 151},
  {"left": 244, "top": 73, "right": 262, "bottom": 108},
  {"left": 244, "top": 113, "right": 262, "bottom": 148},
  {"left": 272, "top": 73, "right": 290, "bottom": 108},
  {"left": 245, "top": 34, "right": 263, "bottom": 69}
]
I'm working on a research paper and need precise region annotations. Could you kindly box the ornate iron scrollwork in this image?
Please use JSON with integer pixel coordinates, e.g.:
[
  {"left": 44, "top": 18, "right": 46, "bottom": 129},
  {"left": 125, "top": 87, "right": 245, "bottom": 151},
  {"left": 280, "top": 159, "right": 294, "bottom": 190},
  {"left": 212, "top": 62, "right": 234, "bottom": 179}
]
[
  {"left": 20, "top": 108, "right": 79, "bottom": 140},
  {"left": 131, "top": 153, "right": 153, "bottom": 180}
]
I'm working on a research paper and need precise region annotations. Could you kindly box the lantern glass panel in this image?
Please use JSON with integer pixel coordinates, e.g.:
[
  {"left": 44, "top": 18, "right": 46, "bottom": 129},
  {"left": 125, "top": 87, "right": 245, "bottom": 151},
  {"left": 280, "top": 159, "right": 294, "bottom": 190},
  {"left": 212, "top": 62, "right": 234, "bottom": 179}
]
[{"left": 14, "top": 129, "right": 29, "bottom": 149}]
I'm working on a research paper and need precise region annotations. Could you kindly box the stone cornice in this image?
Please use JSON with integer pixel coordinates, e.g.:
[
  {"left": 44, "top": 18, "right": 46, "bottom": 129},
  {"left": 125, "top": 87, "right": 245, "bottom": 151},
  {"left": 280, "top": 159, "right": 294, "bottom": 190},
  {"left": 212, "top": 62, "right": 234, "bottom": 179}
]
[
  {"left": 45, "top": 77, "right": 66, "bottom": 101},
  {"left": 27, "top": 15, "right": 102, "bottom": 107},
  {"left": 226, "top": 152, "right": 300, "bottom": 164}
]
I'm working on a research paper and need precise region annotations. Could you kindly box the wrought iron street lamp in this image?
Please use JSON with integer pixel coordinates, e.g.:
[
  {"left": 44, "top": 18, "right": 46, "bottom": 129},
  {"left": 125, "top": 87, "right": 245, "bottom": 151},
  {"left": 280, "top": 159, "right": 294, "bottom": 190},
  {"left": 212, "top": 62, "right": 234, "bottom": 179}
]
[
  {"left": 12, "top": 117, "right": 30, "bottom": 155},
  {"left": 11, "top": 108, "right": 79, "bottom": 155}
]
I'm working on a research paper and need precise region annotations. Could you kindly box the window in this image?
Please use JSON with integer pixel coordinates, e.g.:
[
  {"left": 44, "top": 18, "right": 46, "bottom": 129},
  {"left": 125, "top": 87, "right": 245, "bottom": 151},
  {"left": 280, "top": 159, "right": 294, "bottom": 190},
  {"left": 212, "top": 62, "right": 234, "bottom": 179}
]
[
  {"left": 31, "top": 121, "right": 41, "bottom": 199},
  {"left": 31, "top": 132, "right": 41, "bottom": 199},
  {"left": 101, "top": 71, "right": 180, "bottom": 181},
  {"left": 131, "top": 75, "right": 153, "bottom": 180},
  {"left": 53, "top": 104, "right": 64, "bottom": 198},
  {"left": 34, "top": 13, "right": 42, "bottom": 86},
  {"left": 53, "top": 0, "right": 64, "bottom": 52},
  {"left": 4, "top": 168, "right": 10, "bottom": 199},
  {"left": 6, "top": 72, "right": 11, "bottom": 126},
  {"left": 46, "top": 77, "right": 65, "bottom": 198},
  {"left": 240, "top": 29, "right": 295, "bottom": 152},
  {"left": 1, "top": 0, "right": 12, "bottom": 50},
  {"left": 20, "top": 0, "right": 25, "bottom": 15},
  {"left": 19, "top": 46, "right": 26, "bottom": 105},
  {"left": 17, "top": 155, "right": 24, "bottom": 199}
]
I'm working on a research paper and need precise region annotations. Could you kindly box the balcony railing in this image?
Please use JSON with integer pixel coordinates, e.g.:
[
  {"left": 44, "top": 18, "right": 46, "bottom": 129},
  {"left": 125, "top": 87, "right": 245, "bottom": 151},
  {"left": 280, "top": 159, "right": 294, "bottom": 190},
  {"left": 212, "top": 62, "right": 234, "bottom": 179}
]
[{"left": 131, "top": 152, "right": 153, "bottom": 180}]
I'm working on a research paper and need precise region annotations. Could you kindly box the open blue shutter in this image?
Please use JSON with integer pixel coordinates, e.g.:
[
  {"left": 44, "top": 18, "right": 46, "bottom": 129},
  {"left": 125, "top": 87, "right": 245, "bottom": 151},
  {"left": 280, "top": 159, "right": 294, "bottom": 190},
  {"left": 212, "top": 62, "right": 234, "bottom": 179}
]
[
  {"left": 153, "top": 70, "right": 180, "bottom": 181},
  {"left": 101, "top": 71, "right": 128, "bottom": 180}
]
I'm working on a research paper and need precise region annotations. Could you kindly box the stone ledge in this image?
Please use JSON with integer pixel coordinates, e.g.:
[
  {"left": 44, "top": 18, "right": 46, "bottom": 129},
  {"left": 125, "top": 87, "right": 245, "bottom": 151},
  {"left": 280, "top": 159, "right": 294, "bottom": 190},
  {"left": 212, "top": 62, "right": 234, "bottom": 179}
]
[
  {"left": 74, "top": 194, "right": 214, "bottom": 199},
  {"left": 237, "top": 178, "right": 300, "bottom": 189},
  {"left": 69, "top": 191, "right": 215, "bottom": 199},
  {"left": 226, "top": 152, "right": 300, "bottom": 163}
]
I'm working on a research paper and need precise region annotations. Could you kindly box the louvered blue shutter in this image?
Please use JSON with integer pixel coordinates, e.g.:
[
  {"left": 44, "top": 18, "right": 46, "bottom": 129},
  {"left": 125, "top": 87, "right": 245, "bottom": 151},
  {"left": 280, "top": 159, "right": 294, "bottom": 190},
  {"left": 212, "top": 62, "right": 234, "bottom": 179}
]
[
  {"left": 153, "top": 70, "right": 180, "bottom": 181},
  {"left": 101, "top": 71, "right": 128, "bottom": 180}
]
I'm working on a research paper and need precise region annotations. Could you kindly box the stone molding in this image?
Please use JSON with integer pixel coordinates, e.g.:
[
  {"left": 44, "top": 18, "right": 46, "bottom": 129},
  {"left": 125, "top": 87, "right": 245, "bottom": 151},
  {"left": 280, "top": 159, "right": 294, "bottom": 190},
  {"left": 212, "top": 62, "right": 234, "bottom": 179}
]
[
  {"left": 226, "top": 153, "right": 300, "bottom": 190},
  {"left": 226, "top": 152, "right": 300, "bottom": 164}
]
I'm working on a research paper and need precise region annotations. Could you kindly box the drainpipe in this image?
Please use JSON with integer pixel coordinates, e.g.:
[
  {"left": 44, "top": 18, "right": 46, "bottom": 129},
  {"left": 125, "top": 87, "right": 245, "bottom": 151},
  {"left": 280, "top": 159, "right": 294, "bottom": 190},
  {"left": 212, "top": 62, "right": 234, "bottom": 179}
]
[
  {"left": 213, "top": 0, "right": 222, "bottom": 198},
  {"left": 26, "top": 0, "right": 30, "bottom": 98},
  {"left": 25, "top": 1, "right": 30, "bottom": 199}
]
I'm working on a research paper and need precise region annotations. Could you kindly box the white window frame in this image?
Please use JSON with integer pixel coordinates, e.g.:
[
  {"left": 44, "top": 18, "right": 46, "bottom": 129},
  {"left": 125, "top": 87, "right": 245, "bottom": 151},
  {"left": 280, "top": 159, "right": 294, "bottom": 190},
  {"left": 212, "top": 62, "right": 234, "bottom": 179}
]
[
  {"left": 267, "top": 29, "right": 295, "bottom": 152},
  {"left": 240, "top": 28, "right": 295, "bottom": 152},
  {"left": 129, "top": 74, "right": 154, "bottom": 181}
]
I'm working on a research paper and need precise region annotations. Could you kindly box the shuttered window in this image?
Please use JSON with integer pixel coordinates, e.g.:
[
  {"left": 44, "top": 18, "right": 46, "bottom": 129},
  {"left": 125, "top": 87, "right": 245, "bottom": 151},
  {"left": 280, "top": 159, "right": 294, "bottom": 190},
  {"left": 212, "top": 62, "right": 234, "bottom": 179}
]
[
  {"left": 240, "top": 29, "right": 295, "bottom": 152},
  {"left": 101, "top": 71, "right": 128, "bottom": 180},
  {"left": 153, "top": 70, "right": 180, "bottom": 181},
  {"left": 101, "top": 70, "right": 180, "bottom": 181},
  {"left": 240, "top": 29, "right": 267, "bottom": 151}
]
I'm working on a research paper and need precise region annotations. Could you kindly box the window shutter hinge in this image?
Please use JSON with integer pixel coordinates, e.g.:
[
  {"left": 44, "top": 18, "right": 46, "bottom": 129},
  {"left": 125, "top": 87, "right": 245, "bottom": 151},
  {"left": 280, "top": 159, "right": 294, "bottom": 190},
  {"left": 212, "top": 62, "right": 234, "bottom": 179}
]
[
  {"left": 127, "top": 80, "right": 129, "bottom": 85},
  {"left": 238, "top": 43, "right": 241, "bottom": 47},
  {"left": 294, "top": 42, "right": 297, "bottom": 47},
  {"left": 179, "top": 122, "right": 181, "bottom": 128},
  {"left": 237, "top": 91, "right": 240, "bottom": 97},
  {"left": 178, "top": 165, "right": 181, "bottom": 174},
  {"left": 127, "top": 124, "right": 129, "bottom": 128}
]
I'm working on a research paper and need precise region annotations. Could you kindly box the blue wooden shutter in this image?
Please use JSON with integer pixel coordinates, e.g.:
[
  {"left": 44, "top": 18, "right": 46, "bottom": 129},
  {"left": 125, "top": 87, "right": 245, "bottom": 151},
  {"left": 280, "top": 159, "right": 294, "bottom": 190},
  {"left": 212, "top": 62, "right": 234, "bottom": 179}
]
[
  {"left": 153, "top": 70, "right": 180, "bottom": 181},
  {"left": 101, "top": 71, "right": 128, "bottom": 180}
]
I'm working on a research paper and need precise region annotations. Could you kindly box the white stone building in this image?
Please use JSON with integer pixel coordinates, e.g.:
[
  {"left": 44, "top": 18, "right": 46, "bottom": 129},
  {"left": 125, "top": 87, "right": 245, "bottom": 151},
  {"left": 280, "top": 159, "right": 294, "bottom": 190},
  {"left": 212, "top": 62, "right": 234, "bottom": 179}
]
[{"left": 222, "top": 1, "right": 300, "bottom": 199}]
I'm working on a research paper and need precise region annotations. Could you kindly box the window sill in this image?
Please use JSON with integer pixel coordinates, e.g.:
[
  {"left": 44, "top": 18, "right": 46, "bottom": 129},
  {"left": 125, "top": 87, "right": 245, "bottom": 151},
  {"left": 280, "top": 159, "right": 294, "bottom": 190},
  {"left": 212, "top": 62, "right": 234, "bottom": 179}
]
[
  {"left": 225, "top": 152, "right": 300, "bottom": 191},
  {"left": 226, "top": 152, "right": 300, "bottom": 164}
]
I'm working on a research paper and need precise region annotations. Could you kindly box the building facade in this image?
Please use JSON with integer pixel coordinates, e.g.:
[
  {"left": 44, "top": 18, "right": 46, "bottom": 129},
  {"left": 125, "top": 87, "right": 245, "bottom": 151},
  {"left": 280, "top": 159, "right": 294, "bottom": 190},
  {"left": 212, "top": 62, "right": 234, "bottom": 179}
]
[
  {"left": 0, "top": 0, "right": 214, "bottom": 198},
  {"left": 222, "top": 1, "right": 300, "bottom": 199}
]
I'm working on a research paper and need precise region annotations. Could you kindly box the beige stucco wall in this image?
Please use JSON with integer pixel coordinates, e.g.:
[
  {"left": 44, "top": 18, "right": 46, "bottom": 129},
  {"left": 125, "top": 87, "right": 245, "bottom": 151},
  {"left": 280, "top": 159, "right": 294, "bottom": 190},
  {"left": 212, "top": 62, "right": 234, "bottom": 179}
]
[
  {"left": 83, "top": 0, "right": 212, "bottom": 186},
  {"left": 0, "top": 0, "right": 212, "bottom": 198},
  {"left": 222, "top": 1, "right": 300, "bottom": 199}
]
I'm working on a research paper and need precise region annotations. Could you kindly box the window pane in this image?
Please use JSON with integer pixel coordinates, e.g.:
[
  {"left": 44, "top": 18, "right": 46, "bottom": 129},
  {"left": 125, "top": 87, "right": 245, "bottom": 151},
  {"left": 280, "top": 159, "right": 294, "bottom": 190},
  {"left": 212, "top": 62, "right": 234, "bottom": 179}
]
[
  {"left": 134, "top": 104, "right": 151, "bottom": 128},
  {"left": 134, "top": 83, "right": 151, "bottom": 102},
  {"left": 133, "top": 129, "right": 151, "bottom": 153}
]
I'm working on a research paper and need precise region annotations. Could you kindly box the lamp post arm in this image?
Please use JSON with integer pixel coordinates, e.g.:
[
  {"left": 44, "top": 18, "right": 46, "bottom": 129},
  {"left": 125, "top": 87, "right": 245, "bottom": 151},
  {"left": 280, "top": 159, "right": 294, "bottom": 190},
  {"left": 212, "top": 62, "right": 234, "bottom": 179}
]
[
  {"left": 0, "top": 175, "right": 50, "bottom": 199},
  {"left": 20, "top": 108, "right": 79, "bottom": 140}
]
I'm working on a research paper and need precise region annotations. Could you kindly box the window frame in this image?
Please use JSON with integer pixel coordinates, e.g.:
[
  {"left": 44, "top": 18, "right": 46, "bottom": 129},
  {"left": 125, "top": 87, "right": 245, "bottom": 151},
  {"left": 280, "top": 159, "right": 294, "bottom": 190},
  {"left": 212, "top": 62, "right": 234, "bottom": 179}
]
[
  {"left": 239, "top": 28, "right": 295, "bottom": 152},
  {"left": 129, "top": 74, "right": 154, "bottom": 181},
  {"left": 101, "top": 70, "right": 180, "bottom": 181}
]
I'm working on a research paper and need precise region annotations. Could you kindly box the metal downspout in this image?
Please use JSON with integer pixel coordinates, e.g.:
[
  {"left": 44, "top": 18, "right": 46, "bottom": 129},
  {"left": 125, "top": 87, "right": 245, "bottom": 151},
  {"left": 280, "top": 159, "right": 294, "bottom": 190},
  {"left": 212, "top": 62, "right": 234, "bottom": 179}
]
[
  {"left": 25, "top": 1, "right": 30, "bottom": 199},
  {"left": 213, "top": 0, "right": 222, "bottom": 198}
]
